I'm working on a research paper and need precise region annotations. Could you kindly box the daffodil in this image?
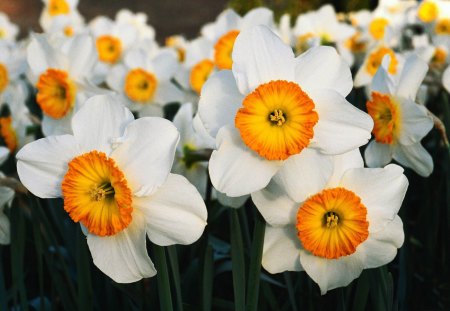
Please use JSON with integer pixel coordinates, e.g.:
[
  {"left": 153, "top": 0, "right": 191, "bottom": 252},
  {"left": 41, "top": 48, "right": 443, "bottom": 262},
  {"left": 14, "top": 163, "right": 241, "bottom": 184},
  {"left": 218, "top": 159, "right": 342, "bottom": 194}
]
[
  {"left": 26, "top": 33, "right": 98, "bottom": 136},
  {"left": 364, "top": 54, "right": 434, "bottom": 177},
  {"left": 106, "top": 47, "right": 182, "bottom": 117},
  {"left": 39, "top": 0, "right": 83, "bottom": 34},
  {"left": 0, "top": 13, "right": 19, "bottom": 44},
  {"left": 16, "top": 94, "right": 207, "bottom": 283},
  {"left": 0, "top": 43, "right": 27, "bottom": 103},
  {"left": 198, "top": 25, "right": 373, "bottom": 197},
  {"left": 253, "top": 149, "right": 407, "bottom": 294},
  {"left": 115, "top": 9, "right": 155, "bottom": 41}
]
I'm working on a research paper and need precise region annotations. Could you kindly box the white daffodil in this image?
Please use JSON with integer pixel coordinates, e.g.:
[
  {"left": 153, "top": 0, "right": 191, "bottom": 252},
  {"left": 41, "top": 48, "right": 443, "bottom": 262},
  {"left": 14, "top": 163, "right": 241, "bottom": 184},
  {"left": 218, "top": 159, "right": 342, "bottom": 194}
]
[
  {"left": 89, "top": 16, "right": 138, "bottom": 83},
  {"left": 293, "top": 5, "right": 355, "bottom": 53},
  {"left": 198, "top": 25, "right": 373, "bottom": 197},
  {"left": 0, "top": 43, "right": 27, "bottom": 103},
  {"left": 253, "top": 149, "right": 407, "bottom": 294},
  {"left": 165, "top": 35, "right": 188, "bottom": 64},
  {"left": 416, "top": 0, "right": 446, "bottom": 24},
  {"left": 116, "top": 9, "right": 155, "bottom": 41},
  {"left": 44, "top": 13, "right": 86, "bottom": 38},
  {"left": 354, "top": 44, "right": 403, "bottom": 87},
  {"left": 26, "top": 33, "right": 98, "bottom": 136},
  {"left": 0, "top": 13, "right": 19, "bottom": 44},
  {"left": 16, "top": 94, "right": 207, "bottom": 283},
  {"left": 106, "top": 47, "right": 182, "bottom": 117},
  {"left": 365, "top": 54, "right": 434, "bottom": 177},
  {"left": 39, "top": 0, "right": 83, "bottom": 33}
]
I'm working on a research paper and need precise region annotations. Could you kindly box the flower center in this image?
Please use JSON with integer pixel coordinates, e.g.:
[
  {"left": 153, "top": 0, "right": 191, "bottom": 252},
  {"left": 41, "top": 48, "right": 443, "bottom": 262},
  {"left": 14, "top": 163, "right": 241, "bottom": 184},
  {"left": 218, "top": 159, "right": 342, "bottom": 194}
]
[
  {"left": 0, "top": 64, "right": 8, "bottom": 93},
  {"left": 96, "top": 35, "right": 122, "bottom": 64},
  {"left": 0, "top": 105, "right": 17, "bottom": 152},
  {"left": 64, "top": 26, "right": 74, "bottom": 37},
  {"left": 367, "top": 91, "right": 401, "bottom": 145},
  {"left": 344, "top": 33, "right": 367, "bottom": 53},
  {"left": 432, "top": 47, "right": 447, "bottom": 66},
  {"left": 165, "top": 36, "right": 186, "bottom": 62},
  {"left": 369, "top": 18, "right": 389, "bottom": 40},
  {"left": 190, "top": 59, "right": 214, "bottom": 94},
  {"left": 296, "top": 187, "right": 369, "bottom": 259},
  {"left": 48, "top": 0, "right": 70, "bottom": 16},
  {"left": 214, "top": 30, "right": 240, "bottom": 70},
  {"left": 124, "top": 68, "right": 158, "bottom": 103},
  {"left": 0, "top": 29, "right": 5, "bottom": 39},
  {"left": 418, "top": 1, "right": 439, "bottom": 23},
  {"left": 435, "top": 19, "right": 450, "bottom": 35},
  {"left": 36, "top": 68, "right": 76, "bottom": 119},
  {"left": 235, "top": 80, "right": 318, "bottom": 161},
  {"left": 366, "top": 46, "right": 398, "bottom": 76},
  {"left": 61, "top": 151, "right": 133, "bottom": 237}
]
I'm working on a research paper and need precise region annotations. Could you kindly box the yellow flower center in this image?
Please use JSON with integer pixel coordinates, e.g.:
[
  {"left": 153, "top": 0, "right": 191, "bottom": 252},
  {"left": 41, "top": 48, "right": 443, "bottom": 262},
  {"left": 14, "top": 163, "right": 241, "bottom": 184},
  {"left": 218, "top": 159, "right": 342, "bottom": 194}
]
[
  {"left": 369, "top": 18, "right": 389, "bottom": 40},
  {"left": 435, "top": 19, "right": 450, "bottom": 35},
  {"left": 61, "top": 151, "right": 133, "bottom": 237},
  {"left": 64, "top": 26, "right": 74, "bottom": 37},
  {"left": 124, "top": 68, "right": 158, "bottom": 103},
  {"left": 96, "top": 35, "right": 122, "bottom": 64},
  {"left": 0, "top": 64, "right": 8, "bottom": 93},
  {"left": 214, "top": 30, "right": 240, "bottom": 70},
  {"left": 48, "top": 0, "right": 70, "bottom": 16},
  {"left": 418, "top": 1, "right": 439, "bottom": 23},
  {"left": 36, "top": 68, "right": 76, "bottom": 119},
  {"left": 189, "top": 59, "right": 214, "bottom": 94},
  {"left": 0, "top": 105, "right": 17, "bottom": 152},
  {"left": 0, "top": 29, "right": 5, "bottom": 38},
  {"left": 344, "top": 33, "right": 367, "bottom": 53},
  {"left": 235, "top": 80, "right": 318, "bottom": 161},
  {"left": 165, "top": 36, "right": 186, "bottom": 62},
  {"left": 367, "top": 91, "right": 401, "bottom": 145},
  {"left": 296, "top": 187, "right": 369, "bottom": 259},
  {"left": 366, "top": 46, "right": 398, "bottom": 76},
  {"left": 296, "top": 33, "right": 314, "bottom": 53},
  {"left": 432, "top": 47, "right": 447, "bottom": 65}
]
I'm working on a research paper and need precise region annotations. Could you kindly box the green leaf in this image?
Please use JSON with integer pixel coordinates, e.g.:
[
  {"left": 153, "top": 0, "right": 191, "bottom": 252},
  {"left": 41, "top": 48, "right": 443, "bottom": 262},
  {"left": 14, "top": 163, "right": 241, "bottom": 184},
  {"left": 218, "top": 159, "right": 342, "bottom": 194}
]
[
  {"left": 167, "top": 245, "right": 184, "bottom": 311},
  {"left": 153, "top": 245, "right": 173, "bottom": 311},
  {"left": 230, "top": 209, "right": 246, "bottom": 311}
]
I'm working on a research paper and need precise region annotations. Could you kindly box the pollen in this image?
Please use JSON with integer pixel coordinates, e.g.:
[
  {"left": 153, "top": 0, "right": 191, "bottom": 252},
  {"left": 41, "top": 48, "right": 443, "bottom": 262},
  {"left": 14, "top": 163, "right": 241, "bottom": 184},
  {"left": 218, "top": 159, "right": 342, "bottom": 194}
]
[
  {"left": 214, "top": 30, "right": 240, "bottom": 70},
  {"left": 124, "top": 68, "right": 158, "bottom": 103},
  {"left": 367, "top": 91, "right": 401, "bottom": 145},
  {"left": 96, "top": 35, "right": 122, "bottom": 64},
  {"left": 366, "top": 46, "right": 398, "bottom": 76},
  {"left": 48, "top": 0, "right": 70, "bottom": 16},
  {"left": 235, "top": 80, "right": 318, "bottom": 161},
  {"left": 296, "top": 187, "right": 369, "bottom": 259},
  {"left": 0, "top": 64, "right": 8, "bottom": 93},
  {"left": 417, "top": 1, "right": 439, "bottom": 23},
  {"left": 190, "top": 59, "right": 214, "bottom": 94},
  {"left": 369, "top": 18, "right": 389, "bottom": 40},
  {"left": 61, "top": 151, "right": 133, "bottom": 237},
  {"left": 36, "top": 68, "right": 76, "bottom": 119}
]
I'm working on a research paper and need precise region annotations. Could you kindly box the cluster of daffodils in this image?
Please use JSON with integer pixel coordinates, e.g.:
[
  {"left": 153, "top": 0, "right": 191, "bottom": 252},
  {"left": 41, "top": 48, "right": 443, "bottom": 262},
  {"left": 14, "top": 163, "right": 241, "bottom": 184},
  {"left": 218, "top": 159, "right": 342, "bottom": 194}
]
[{"left": 0, "top": 0, "right": 447, "bottom": 294}]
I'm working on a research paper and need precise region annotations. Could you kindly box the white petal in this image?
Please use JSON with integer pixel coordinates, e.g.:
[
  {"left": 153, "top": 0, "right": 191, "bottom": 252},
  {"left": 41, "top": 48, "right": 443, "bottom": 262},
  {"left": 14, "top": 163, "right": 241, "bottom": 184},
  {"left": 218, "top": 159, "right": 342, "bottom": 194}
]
[
  {"left": 0, "top": 147, "right": 9, "bottom": 165},
  {"left": 87, "top": 211, "right": 156, "bottom": 283},
  {"left": 354, "top": 66, "right": 372, "bottom": 88},
  {"left": 154, "top": 81, "right": 183, "bottom": 104},
  {"left": 392, "top": 143, "right": 433, "bottom": 177},
  {"left": 65, "top": 34, "right": 97, "bottom": 79},
  {"left": 16, "top": 135, "right": 80, "bottom": 198},
  {"left": 295, "top": 46, "right": 352, "bottom": 97},
  {"left": 443, "top": 66, "right": 450, "bottom": 93},
  {"left": 300, "top": 249, "right": 364, "bottom": 295},
  {"left": 371, "top": 64, "right": 394, "bottom": 94},
  {"left": 152, "top": 49, "right": 179, "bottom": 82},
  {"left": 41, "top": 112, "right": 74, "bottom": 137},
  {"left": 357, "top": 215, "right": 404, "bottom": 269},
  {"left": 340, "top": 164, "right": 408, "bottom": 232},
  {"left": 124, "top": 48, "right": 148, "bottom": 69},
  {"left": 27, "top": 34, "right": 65, "bottom": 75},
  {"left": 241, "top": 7, "right": 275, "bottom": 30},
  {"left": 252, "top": 180, "right": 298, "bottom": 226},
  {"left": 111, "top": 117, "right": 179, "bottom": 196},
  {"left": 262, "top": 225, "right": 303, "bottom": 274},
  {"left": 232, "top": 25, "right": 295, "bottom": 94},
  {"left": 137, "top": 104, "right": 164, "bottom": 117},
  {"left": 396, "top": 54, "right": 428, "bottom": 100},
  {"left": 72, "top": 94, "right": 135, "bottom": 155},
  {"left": 327, "top": 148, "right": 364, "bottom": 188},
  {"left": 134, "top": 174, "right": 207, "bottom": 246},
  {"left": 397, "top": 99, "right": 433, "bottom": 145},
  {"left": 364, "top": 140, "right": 393, "bottom": 168},
  {"left": 216, "top": 192, "right": 249, "bottom": 208},
  {"left": 106, "top": 65, "right": 127, "bottom": 92},
  {"left": 198, "top": 70, "right": 244, "bottom": 138},
  {"left": 209, "top": 126, "right": 280, "bottom": 197},
  {"left": 309, "top": 89, "right": 373, "bottom": 155},
  {"left": 274, "top": 149, "right": 333, "bottom": 203},
  {"left": 172, "top": 103, "right": 195, "bottom": 146}
]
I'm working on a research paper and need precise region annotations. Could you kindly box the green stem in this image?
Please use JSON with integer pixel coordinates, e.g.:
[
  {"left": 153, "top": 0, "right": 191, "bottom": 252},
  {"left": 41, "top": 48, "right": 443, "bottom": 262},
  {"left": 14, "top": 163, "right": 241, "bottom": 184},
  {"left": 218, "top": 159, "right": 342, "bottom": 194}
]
[
  {"left": 167, "top": 246, "right": 183, "bottom": 311},
  {"left": 246, "top": 210, "right": 266, "bottom": 311},
  {"left": 154, "top": 245, "right": 173, "bottom": 311},
  {"left": 230, "top": 209, "right": 246, "bottom": 311}
]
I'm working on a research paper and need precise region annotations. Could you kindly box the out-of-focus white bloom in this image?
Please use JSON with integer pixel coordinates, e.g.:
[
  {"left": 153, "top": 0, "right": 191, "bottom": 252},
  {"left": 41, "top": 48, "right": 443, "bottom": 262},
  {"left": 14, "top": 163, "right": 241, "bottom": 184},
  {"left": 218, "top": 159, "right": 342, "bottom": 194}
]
[
  {"left": 254, "top": 149, "right": 407, "bottom": 294},
  {"left": 0, "top": 13, "right": 19, "bottom": 44},
  {"left": 16, "top": 95, "right": 207, "bottom": 283},
  {"left": 0, "top": 147, "right": 14, "bottom": 245},
  {"left": 116, "top": 9, "right": 155, "bottom": 41},
  {"left": 0, "top": 43, "right": 27, "bottom": 103},
  {"left": 40, "top": 0, "right": 84, "bottom": 33},
  {"left": 44, "top": 14, "right": 85, "bottom": 38},
  {"left": 365, "top": 54, "right": 434, "bottom": 177},
  {"left": 26, "top": 33, "right": 98, "bottom": 136},
  {"left": 198, "top": 25, "right": 373, "bottom": 197},
  {"left": 106, "top": 47, "right": 182, "bottom": 117}
]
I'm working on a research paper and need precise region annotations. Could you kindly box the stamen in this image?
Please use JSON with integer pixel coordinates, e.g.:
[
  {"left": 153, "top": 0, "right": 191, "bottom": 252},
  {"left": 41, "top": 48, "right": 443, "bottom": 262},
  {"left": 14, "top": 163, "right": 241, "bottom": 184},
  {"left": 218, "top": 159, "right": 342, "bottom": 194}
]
[
  {"left": 269, "top": 109, "right": 286, "bottom": 126},
  {"left": 325, "top": 211, "right": 339, "bottom": 228}
]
